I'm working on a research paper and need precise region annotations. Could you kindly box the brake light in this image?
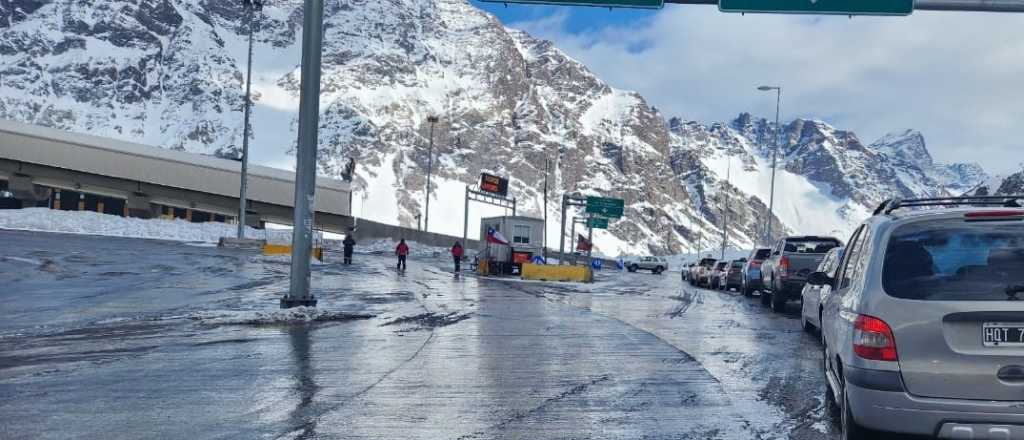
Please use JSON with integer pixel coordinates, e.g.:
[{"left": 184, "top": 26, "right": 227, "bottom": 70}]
[
  {"left": 750, "top": 260, "right": 762, "bottom": 268},
  {"left": 965, "top": 211, "right": 1024, "bottom": 221},
  {"left": 853, "top": 315, "right": 898, "bottom": 362},
  {"left": 779, "top": 256, "right": 790, "bottom": 278}
]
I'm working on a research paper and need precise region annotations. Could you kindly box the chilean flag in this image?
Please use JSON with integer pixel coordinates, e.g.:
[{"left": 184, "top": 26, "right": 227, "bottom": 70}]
[{"left": 486, "top": 227, "right": 510, "bottom": 245}]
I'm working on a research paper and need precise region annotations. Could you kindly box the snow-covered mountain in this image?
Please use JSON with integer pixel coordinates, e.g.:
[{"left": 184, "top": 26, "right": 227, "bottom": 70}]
[{"left": 0, "top": 0, "right": 988, "bottom": 257}]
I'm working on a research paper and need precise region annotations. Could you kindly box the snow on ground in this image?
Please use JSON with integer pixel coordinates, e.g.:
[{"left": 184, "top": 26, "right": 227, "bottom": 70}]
[
  {"left": 0, "top": 208, "right": 293, "bottom": 243},
  {"left": 188, "top": 307, "right": 374, "bottom": 326}
]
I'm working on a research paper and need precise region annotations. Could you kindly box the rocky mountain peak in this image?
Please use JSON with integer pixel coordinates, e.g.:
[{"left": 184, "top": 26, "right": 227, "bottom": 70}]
[{"left": 871, "top": 129, "right": 933, "bottom": 167}]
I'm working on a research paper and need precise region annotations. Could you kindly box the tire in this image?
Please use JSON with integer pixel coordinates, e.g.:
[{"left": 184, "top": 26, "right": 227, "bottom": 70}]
[
  {"left": 628, "top": 265, "right": 638, "bottom": 273},
  {"left": 654, "top": 266, "right": 664, "bottom": 274},
  {"left": 803, "top": 317, "right": 815, "bottom": 333},
  {"left": 742, "top": 284, "right": 754, "bottom": 298},
  {"left": 824, "top": 346, "right": 840, "bottom": 415},
  {"left": 771, "top": 291, "right": 787, "bottom": 313},
  {"left": 760, "top": 290, "right": 772, "bottom": 306},
  {"left": 841, "top": 381, "right": 870, "bottom": 440}
]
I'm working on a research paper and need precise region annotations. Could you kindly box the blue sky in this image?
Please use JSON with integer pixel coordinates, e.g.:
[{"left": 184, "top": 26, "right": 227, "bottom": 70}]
[{"left": 468, "top": 1, "right": 1024, "bottom": 175}]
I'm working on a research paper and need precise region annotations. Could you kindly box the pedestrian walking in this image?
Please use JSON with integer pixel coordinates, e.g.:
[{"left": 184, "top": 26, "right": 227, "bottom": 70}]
[
  {"left": 342, "top": 234, "right": 356, "bottom": 265},
  {"left": 451, "top": 241, "right": 464, "bottom": 272},
  {"left": 395, "top": 238, "right": 409, "bottom": 271}
]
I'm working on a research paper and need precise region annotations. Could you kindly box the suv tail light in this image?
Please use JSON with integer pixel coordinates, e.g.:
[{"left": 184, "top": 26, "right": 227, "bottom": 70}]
[
  {"left": 750, "top": 260, "right": 762, "bottom": 268},
  {"left": 853, "top": 315, "right": 898, "bottom": 362},
  {"left": 779, "top": 256, "right": 791, "bottom": 278}
]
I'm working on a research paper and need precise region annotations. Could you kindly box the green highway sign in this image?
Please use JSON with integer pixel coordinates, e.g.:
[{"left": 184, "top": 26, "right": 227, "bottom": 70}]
[
  {"left": 585, "top": 196, "right": 625, "bottom": 218},
  {"left": 479, "top": 0, "right": 663, "bottom": 9},
  {"left": 587, "top": 217, "right": 610, "bottom": 229},
  {"left": 719, "top": 0, "right": 912, "bottom": 15}
]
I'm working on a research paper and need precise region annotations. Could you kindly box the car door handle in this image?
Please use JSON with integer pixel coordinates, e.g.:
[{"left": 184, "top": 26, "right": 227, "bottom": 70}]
[{"left": 998, "top": 365, "right": 1024, "bottom": 383}]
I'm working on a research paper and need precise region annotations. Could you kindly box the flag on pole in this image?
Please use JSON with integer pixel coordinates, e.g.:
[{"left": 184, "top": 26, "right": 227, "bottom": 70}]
[
  {"left": 486, "top": 227, "right": 510, "bottom": 245},
  {"left": 576, "top": 234, "right": 592, "bottom": 252}
]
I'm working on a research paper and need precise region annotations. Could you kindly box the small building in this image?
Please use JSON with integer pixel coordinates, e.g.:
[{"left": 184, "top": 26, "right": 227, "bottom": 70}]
[{"left": 479, "top": 215, "right": 545, "bottom": 274}]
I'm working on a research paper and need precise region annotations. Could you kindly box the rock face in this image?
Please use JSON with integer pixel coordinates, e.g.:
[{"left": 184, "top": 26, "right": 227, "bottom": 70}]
[{"left": 0, "top": 0, "right": 988, "bottom": 256}]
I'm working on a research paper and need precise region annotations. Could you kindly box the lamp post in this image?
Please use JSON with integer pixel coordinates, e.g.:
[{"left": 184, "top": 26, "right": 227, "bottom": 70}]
[
  {"left": 237, "top": 0, "right": 262, "bottom": 238},
  {"left": 424, "top": 115, "right": 439, "bottom": 233},
  {"left": 757, "top": 85, "right": 782, "bottom": 245}
]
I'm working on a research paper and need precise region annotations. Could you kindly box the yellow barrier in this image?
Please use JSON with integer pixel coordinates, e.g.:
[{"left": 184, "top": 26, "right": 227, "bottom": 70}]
[
  {"left": 521, "top": 263, "right": 593, "bottom": 283},
  {"left": 262, "top": 244, "right": 324, "bottom": 261}
]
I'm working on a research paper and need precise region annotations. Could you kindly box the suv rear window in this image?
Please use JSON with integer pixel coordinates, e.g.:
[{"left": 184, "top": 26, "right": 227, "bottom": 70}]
[
  {"left": 883, "top": 219, "right": 1024, "bottom": 300},
  {"left": 784, "top": 238, "right": 841, "bottom": 254},
  {"left": 753, "top": 249, "right": 771, "bottom": 259},
  {"left": 699, "top": 258, "right": 717, "bottom": 267}
]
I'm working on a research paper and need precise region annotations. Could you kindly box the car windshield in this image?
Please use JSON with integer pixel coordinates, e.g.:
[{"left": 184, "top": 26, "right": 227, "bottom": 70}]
[
  {"left": 883, "top": 219, "right": 1024, "bottom": 300},
  {"left": 783, "top": 238, "right": 840, "bottom": 254}
]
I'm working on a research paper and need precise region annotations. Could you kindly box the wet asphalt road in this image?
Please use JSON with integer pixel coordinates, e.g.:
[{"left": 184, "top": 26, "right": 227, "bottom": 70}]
[{"left": 0, "top": 230, "right": 870, "bottom": 439}]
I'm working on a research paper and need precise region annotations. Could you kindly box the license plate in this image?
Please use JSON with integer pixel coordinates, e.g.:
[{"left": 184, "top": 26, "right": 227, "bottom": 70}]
[{"left": 983, "top": 323, "right": 1024, "bottom": 347}]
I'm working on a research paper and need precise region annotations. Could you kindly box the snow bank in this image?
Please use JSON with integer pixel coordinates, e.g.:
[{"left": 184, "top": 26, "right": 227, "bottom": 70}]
[
  {"left": 0, "top": 208, "right": 293, "bottom": 243},
  {"left": 189, "top": 307, "right": 374, "bottom": 325}
]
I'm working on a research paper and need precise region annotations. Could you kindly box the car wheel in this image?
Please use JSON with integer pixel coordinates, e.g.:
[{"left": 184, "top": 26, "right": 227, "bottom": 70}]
[
  {"left": 628, "top": 265, "right": 638, "bottom": 273},
  {"left": 803, "top": 317, "right": 815, "bottom": 333},
  {"left": 823, "top": 346, "right": 839, "bottom": 415},
  {"left": 760, "top": 290, "right": 771, "bottom": 306},
  {"left": 771, "top": 292, "right": 787, "bottom": 313},
  {"left": 841, "top": 381, "right": 869, "bottom": 440},
  {"left": 654, "top": 266, "right": 664, "bottom": 274}
]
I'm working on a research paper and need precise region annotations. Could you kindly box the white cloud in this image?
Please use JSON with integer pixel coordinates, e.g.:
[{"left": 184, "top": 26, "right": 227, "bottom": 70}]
[{"left": 508, "top": 8, "right": 1024, "bottom": 174}]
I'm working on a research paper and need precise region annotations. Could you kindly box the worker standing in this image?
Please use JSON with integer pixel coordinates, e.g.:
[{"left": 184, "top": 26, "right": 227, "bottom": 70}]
[
  {"left": 451, "top": 241, "right": 464, "bottom": 273},
  {"left": 395, "top": 238, "right": 409, "bottom": 272},
  {"left": 342, "top": 234, "right": 356, "bottom": 265}
]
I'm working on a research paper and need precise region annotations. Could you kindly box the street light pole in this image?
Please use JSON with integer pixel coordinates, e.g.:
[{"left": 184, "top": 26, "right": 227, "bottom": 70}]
[
  {"left": 237, "top": 0, "right": 261, "bottom": 239},
  {"left": 543, "top": 158, "right": 549, "bottom": 262},
  {"left": 282, "top": 0, "right": 324, "bottom": 309},
  {"left": 424, "top": 115, "right": 438, "bottom": 233},
  {"left": 758, "top": 85, "right": 782, "bottom": 245}
]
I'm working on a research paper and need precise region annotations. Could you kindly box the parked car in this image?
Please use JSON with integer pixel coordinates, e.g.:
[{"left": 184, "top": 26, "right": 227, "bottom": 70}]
[
  {"left": 718, "top": 259, "right": 745, "bottom": 291},
  {"left": 690, "top": 258, "right": 717, "bottom": 287},
  {"left": 625, "top": 256, "right": 668, "bottom": 274},
  {"left": 799, "top": 246, "right": 844, "bottom": 332},
  {"left": 760, "top": 235, "right": 843, "bottom": 312},
  {"left": 741, "top": 248, "right": 772, "bottom": 297},
  {"left": 813, "top": 196, "right": 1024, "bottom": 439},
  {"left": 708, "top": 261, "right": 729, "bottom": 289}
]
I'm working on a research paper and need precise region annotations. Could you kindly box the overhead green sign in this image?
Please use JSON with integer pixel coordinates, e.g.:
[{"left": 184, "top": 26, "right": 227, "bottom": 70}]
[
  {"left": 719, "top": 0, "right": 912, "bottom": 15},
  {"left": 586, "top": 196, "right": 625, "bottom": 218},
  {"left": 587, "top": 217, "right": 610, "bottom": 229},
  {"left": 479, "top": 0, "right": 663, "bottom": 9}
]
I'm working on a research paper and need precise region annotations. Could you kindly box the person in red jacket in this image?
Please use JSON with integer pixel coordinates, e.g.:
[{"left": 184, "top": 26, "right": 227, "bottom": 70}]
[
  {"left": 395, "top": 238, "right": 409, "bottom": 271},
  {"left": 451, "top": 241, "right": 464, "bottom": 272}
]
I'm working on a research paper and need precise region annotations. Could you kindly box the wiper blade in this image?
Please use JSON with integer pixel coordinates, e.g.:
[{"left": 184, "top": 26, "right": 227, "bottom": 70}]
[{"left": 1007, "top": 285, "right": 1024, "bottom": 300}]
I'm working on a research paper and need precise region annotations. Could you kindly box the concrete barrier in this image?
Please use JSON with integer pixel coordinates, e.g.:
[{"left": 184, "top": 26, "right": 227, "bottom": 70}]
[
  {"left": 263, "top": 244, "right": 323, "bottom": 261},
  {"left": 521, "top": 263, "right": 593, "bottom": 283}
]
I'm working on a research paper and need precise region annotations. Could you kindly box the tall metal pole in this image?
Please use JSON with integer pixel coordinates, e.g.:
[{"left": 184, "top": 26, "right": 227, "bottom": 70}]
[
  {"left": 282, "top": 0, "right": 324, "bottom": 309},
  {"left": 424, "top": 115, "right": 438, "bottom": 233},
  {"left": 462, "top": 185, "right": 469, "bottom": 250},
  {"left": 542, "top": 159, "right": 549, "bottom": 262},
  {"left": 721, "top": 153, "right": 732, "bottom": 260},
  {"left": 758, "top": 86, "right": 782, "bottom": 244},
  {"left": 558, "top": 194, "right": 567, "bottom": 265},
  {"left": 237, "top": 0, "right": 260, "bottom": 239}
]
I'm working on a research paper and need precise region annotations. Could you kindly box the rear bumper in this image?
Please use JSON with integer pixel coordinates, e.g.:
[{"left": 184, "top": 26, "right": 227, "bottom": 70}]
[
  {"left": 776, "top": 280, "right": 806, "bottom": 298},
  {"left": 847, "top": 381, "right": 1024, "bottom": 436}
]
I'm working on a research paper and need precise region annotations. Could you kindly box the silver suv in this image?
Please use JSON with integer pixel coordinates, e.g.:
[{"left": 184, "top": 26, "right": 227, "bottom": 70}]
[
  {"left": 811, "top": 196, "right": 1024, "bottom": 439},
  {"left": 624, "top": 256, "right": 668, "bottom": 274}
]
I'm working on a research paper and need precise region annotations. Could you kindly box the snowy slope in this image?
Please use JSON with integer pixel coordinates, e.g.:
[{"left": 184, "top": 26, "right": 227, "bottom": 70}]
[{"left": 0, "top": 0, "right": 987, "bottom": 257}]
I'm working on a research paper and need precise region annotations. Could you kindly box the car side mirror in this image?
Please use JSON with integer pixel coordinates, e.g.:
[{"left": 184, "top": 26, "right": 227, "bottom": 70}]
[{"left": 807, "top": 271, "right": 834, "bottom": 287}]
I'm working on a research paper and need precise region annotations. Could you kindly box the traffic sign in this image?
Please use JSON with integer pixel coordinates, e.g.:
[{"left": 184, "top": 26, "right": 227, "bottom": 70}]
[
  {"left": 479, "top": 0, "right": 663, "bottom": 9},
  {"left": 719, "top": 0, "right": 912, "bottom": 15},
  {"left": 587, "top": 217, "right": 609, "bottom": 229},
  {"left": 585, "top": 196, "right": 625, "bottom": 218},
  {"left": 479, "top": 173, "right": 509, "bottom": 197}
]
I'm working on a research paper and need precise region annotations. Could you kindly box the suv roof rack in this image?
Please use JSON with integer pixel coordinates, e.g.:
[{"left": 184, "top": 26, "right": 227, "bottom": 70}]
[{"left": 873, "top": 195, "right": 1024, "bottom": 216}]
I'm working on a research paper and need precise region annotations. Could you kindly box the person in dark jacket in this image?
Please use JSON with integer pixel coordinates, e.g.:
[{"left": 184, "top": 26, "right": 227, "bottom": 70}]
[
  {"left": 395, "top": 238, "right": 409, "bottom": 271},
  {"left": 451, "top": 241, "right": 464, "bottom": 272},
  {"left": 342, "top": 235, "right": 356, "bottom": 265}
]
